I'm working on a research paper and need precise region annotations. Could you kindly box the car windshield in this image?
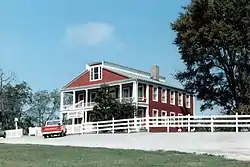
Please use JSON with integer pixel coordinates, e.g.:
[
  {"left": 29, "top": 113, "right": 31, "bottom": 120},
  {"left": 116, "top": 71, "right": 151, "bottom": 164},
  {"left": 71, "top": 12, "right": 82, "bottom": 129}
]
[{"left": 46, "top": 121, "right": 60, "bottom": 126}]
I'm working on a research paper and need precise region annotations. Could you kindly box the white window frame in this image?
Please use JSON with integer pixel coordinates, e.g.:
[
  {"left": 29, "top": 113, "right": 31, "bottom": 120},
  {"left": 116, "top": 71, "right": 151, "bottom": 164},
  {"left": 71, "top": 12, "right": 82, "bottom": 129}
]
[
  {"left": 152, "top": 109, "right": 159, "bottom": 125},
  {"left": 178, "top": 113, "right": 183, "bottom": 126},
  {"left": 138, "top": 85, "right": 145, "bottom": 99},
  {"left": 153, "top": 86, "right": 158, "bottom": 101},
  {"left": 186, "top": 94, "right": 190, "bottom": 108},
  {"left": 161, "top": 88, "right": 167, "bottom": 103},
  {"left": 170, "top": 91, "right": 175, "bottom": 105},
  {"left": 178, "top": 92, "right": 183, "bottom": 106},
  {"left": 90, "top": 65, "right": 102, "bottom": 81},
  {"left": 170, "top": 112, "right": 175, "bottom": 125},
  {"left": 161, "top": 110, "right": 167, "bottom": 125},
  {"left": 122, "top": 87, "right": 130, "bottom": 98},
  {"left": 78, "top": 93, "right": 84, "bottom": 102}
]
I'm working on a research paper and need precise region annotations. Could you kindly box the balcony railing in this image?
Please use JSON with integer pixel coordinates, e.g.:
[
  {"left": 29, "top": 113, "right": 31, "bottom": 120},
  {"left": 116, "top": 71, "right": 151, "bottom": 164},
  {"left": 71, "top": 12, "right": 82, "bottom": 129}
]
[{"left": 62, "top": 100, "right": 96, "bottom": 110}]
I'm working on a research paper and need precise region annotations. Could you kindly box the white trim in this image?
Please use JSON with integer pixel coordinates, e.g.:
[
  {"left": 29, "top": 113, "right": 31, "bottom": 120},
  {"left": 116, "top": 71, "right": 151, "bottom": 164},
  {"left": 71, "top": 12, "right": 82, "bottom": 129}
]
[
  {"left": 170, "top": 112, "right": 175, "bottom": 116},
  {"left": 138, "top": 85, "right": 145, "bottom": 99},
  {"left": 193, "top": 96, "right": 195, "bottom": 116},
  {"left": 170, "top": 112, "right": 175, "bottom": 125},
  {"left": 161, "top": 88, "right": 167, "bottom": 103},
  {"left": 62, "top": 79, "right": 135, "bottom": 92},
  {"left": 90, "top": 65, "right": 102, "bottom": 81},
  {"left": 78, "top": 93, "right": 84, "bottom": 102},
  {"left": 152, "top": 86, "right": 158, "bottom": 101},
  {"left": 122, "top": 87, "right": 131, "bottom": 98},
  {"left": 185, "top": 94, "right": 191, "bottom": 108},
  {"left": 178, "top": 113, "right": 183, "bottom": 126},
  {"left": 170, "top": 91, "right": 175, "bottom": 105},
  {"left": 152, "top": 109, "right": 159, "bottom": 125},
  {"left": 146, "top": 84, "right": 149, "bottom": 104},
  {"left": 178, "top": 92, "right": 183, "bottom": 107},
  {"left": 161, "top": 110, "right": 167, "bottom": 117}
]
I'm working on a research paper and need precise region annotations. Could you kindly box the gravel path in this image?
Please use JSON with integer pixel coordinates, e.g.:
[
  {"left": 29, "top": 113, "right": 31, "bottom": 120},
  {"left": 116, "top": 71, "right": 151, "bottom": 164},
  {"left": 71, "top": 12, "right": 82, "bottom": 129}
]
[{"left": 1, "top": 132, "right": 250, "bottom": 161}]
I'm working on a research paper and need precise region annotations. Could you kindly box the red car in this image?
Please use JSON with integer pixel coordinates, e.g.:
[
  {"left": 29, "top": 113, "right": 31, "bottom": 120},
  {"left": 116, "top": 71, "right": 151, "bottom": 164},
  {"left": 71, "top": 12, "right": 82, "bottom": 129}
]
[{"left": 41, "top": 120, "right": 67, "bottom": 138}]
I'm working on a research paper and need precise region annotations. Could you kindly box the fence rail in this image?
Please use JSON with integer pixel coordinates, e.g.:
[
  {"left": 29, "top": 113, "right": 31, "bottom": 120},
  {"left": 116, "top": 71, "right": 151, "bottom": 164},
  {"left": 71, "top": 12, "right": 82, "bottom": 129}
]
[
  {"left": 81, "top": 113, "right": 250, "bottom": 134},
  {"left": 26, "top": 113, "right": 250, "bottom": 136}
]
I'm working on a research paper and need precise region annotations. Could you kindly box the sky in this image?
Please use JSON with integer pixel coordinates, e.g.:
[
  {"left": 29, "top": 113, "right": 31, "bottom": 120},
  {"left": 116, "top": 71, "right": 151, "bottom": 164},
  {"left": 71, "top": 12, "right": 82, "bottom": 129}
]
[{"left": 0, "top": 0, "right": 220, "bottom": 115}]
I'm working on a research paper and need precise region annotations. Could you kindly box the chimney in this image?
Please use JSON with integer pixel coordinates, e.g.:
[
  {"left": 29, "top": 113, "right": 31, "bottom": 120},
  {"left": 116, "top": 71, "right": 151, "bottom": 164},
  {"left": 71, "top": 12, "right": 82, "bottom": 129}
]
[{"left": 150, "top": 65, "right": 160, "bottom": 80}]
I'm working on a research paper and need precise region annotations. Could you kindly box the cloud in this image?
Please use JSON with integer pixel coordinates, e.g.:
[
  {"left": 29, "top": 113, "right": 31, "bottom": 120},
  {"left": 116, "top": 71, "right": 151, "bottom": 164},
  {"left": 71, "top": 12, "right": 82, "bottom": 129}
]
[{"left": 64, "top": 22, "right": 115, "bottom": 47}]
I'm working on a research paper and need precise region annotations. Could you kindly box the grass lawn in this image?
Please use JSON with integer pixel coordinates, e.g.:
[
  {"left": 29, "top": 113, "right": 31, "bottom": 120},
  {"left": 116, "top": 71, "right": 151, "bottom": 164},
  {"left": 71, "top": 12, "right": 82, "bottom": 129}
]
[{"left": 0, "top": 144, "right": 249, "bottom": 167}]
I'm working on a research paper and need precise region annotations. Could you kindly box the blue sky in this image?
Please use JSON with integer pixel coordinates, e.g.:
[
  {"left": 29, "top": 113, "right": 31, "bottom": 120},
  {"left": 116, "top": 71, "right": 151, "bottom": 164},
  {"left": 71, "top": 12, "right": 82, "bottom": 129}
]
[{"left": 0, "top": 0, "right": 219, "bottom": 115}]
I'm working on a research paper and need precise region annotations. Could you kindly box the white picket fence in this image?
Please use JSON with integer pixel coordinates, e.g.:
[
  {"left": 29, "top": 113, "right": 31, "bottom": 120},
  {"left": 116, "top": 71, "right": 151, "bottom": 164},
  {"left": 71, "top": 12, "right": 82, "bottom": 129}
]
[
  {"left": 4, "top": 129, "right": 23, "bottom": 138},
  {"left": 26, "top": 113, "right": 250, "bottom": 136},
  {"left": 81, "top": 113, "right": 250, "bottom": 134}
]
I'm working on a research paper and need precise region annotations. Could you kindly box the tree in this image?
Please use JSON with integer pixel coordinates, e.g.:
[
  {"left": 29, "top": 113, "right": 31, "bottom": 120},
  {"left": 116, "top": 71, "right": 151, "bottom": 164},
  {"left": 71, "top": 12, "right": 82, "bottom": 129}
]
[
  {"left": 92, "top": 84, "right": 137, "bottom": 121},
  {"left": 171, "top": 0, "right": 250, "bottom": 114},
  {"left": 28, "top": 89, "right": 60, "bottom": 126}
]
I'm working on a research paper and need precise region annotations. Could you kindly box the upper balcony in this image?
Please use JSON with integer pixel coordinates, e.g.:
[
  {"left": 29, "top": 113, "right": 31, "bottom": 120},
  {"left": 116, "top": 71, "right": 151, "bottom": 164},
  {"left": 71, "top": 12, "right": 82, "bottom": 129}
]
[{"left": 61, "top": 82, "right": 148, "bottom": 111}]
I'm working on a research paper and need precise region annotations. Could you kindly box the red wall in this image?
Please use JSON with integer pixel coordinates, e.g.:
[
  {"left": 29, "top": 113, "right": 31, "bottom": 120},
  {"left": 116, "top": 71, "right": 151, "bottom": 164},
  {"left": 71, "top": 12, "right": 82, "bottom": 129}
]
[
  {"left": 66, "top": 69, "right": 128, "bottom": 88},
  {"left": 148, "top": 85, "right": 194, "bottom": 132}
]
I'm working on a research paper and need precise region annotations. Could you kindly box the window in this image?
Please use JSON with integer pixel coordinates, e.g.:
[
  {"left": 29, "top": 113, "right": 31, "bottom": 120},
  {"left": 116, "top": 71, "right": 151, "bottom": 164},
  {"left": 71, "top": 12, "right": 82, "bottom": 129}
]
[
  {"left": 170, "top": 112, "right": 175, "bottom": 125},
  {"left": 122, "top": 87, "right": 130, "bottom": 98},
  {"left": 152, "top": 109, "right": 159, "bottom": 125},
  {"left": 138, "top": 86, "right": 144, "bottom": 99},
  {"left": 170, "top": 91, "right": 175, "bottom": 105},
  {"left": 153, "top": 87, "right": 158, "bottom": 101},
  {"left": 161, "top": 89, "right": 167, "bottom": 103},
  {"left": 90, "top": 92, "right": 97, "bottom": 102},
  {"left": 178, "top": 93, "right": 183, "bottom": 106},
  {"left": 90, "top": 66, "right": 102, "bottom": 81},
  {"left": 161, "top": 110, "right": 167, "bottom": 125},
  {"left": 186, "top": 94, "right": 190, "bottom": 108},
  {"left": 78, "top": 93, "right": 84, "bottom": 101},
  {"left": 178, "top": 113, "right": 183, "bottom": 126}
]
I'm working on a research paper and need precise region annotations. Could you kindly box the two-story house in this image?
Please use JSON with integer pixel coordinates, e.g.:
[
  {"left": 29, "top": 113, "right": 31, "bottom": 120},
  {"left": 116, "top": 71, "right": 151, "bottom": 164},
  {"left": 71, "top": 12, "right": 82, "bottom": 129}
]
[{"left": 60, "top": 61, "right": 195, "bottom": 132}]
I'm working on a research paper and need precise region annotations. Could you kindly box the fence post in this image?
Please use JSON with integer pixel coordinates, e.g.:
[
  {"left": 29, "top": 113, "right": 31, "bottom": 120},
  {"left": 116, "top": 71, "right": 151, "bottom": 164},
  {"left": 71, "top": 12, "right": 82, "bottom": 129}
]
[
  {"left": 112, "top": 117, "right": 115, "bottom": 134},
  {"left": 146, "top": 115, "right": 150, "bottom": 133},
  {"left": 235, "top": 112, "right": 238, "bottom": 132},
  {"left": 96, "top": 122, "right": 99, "bottom": 134},
  {"left": 127, "top": 119, "right": 130, "bottom": 133},
  {"left": 187, "top": 114, "right": 190, "bottom": 132},
  {"left": 134, "top": 116, "right": 137, "bottom": 130},
  {"left": 167, "top": 117, "right": 170, "bottom": 133},
  {"left": 211, "top": 117, "right": 214, "bottom": 132}
]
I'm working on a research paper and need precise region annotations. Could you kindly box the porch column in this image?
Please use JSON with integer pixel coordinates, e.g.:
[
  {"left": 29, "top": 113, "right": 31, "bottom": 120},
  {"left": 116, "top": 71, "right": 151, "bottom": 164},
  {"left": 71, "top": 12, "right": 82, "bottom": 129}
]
[
  {"left": 84, "top": 111, "right": 88, "bottom": 123},
  {"left": 132, "top": 81, "right": 138, "bottom": 103},
  {"left": 85, "top": 89, "right": 88, "bottom": 106},
  {"left": 119, "top": 84, "right": 122, "bottom": 102},
  {"left": 60, "top": 91, "right": 64, "bottom": 110},
  {"left": 73, "top": 90, "right": 76, "bottom": 108},
  {"left": 146, "top": 84, "right": 149, "bottom": 104},
  {"left": 60, "top": 112, "right": 63, "bottom": 124}
]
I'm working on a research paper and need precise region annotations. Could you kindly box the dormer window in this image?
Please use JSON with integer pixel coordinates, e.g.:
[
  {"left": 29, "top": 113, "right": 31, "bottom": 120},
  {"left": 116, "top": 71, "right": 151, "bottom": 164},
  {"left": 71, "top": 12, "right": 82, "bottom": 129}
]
[{"left": 90, "top": 66, "right": 102, "bottom": 81}]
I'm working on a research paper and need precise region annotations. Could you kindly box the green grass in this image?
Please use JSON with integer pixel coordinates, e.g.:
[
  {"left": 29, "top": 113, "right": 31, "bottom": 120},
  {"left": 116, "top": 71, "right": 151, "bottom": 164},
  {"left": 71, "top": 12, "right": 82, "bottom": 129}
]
[{"left": 0, "top": 144, "right": 250, "bottom": 167}]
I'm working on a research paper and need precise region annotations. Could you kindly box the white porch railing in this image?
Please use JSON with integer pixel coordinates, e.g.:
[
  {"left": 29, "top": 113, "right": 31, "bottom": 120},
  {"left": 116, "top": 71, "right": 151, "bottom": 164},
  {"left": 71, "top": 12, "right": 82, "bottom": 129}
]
[{"left": 62, "top": 100, "right": 96, "bottom": 110}]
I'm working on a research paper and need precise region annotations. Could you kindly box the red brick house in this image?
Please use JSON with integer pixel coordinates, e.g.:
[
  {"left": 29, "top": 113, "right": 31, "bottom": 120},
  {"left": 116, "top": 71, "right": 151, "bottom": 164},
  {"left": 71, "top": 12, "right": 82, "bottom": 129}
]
[{"left": 60, "top": 61, "right": 195, "bottom": 132}]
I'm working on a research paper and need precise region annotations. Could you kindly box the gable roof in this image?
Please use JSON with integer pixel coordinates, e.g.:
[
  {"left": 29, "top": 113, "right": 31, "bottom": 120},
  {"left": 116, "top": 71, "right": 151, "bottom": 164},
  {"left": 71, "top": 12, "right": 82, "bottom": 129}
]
[{"left": 62, "top": 60, "right": 189, "bottom": 93}]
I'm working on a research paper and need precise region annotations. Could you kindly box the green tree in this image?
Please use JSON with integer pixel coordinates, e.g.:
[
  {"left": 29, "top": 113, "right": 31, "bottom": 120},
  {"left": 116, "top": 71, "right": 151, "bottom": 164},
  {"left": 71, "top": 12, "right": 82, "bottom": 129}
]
[
  {"left": 171, "top": 0, "right": 250, "bottom": 114},
  {"left": 28, "top": 89, "right": 60, "bottom": 126},
  {"left": 92, "top": 84, "right": 137, "bottom": 121},
  {"left": 0, "top": 69, "right": 32, "bottom": 129}
]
